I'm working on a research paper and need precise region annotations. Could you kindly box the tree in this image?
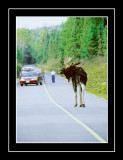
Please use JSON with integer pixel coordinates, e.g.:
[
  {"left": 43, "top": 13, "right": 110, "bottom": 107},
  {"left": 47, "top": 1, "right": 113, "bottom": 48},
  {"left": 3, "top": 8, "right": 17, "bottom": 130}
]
[
  {"left": 97, "top": 18, "right": 105, "bottom": 56},
  {"left": 17, "top": 29, "right": 35, "bottom": 64},
  {"left": 16, "top": 17, "right": 107, "bottom": 65},
  {"left": 17, "top": 48, "right": 23, "bottom": 63},
  {"left": 102, "top": 25, "right": 107, "bottom": 57},
  {"left": 70, "top": 17, "right": 84, "bottom": 58}
]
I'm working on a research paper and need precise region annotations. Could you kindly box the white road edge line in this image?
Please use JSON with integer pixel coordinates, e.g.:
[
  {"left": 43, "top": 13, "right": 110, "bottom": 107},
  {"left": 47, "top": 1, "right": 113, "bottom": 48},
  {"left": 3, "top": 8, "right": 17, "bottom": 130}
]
[{"left": 43, "top": 83, "right": 107, "bottom": 143}]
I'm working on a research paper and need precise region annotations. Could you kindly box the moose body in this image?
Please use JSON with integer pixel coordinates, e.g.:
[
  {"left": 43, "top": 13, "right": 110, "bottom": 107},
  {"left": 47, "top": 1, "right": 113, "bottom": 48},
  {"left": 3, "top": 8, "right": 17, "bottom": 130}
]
[{"left": 59, "top": 61, "right": 87, "bottom": 107}]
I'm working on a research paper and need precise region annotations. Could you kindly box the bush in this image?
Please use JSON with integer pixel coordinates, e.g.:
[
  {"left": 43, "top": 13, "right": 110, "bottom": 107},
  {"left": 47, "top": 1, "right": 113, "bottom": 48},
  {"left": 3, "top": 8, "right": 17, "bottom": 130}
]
[
  {"left": 17, "top": 63, "right": 22, "bottom": 78},
  {"left": 81, "top": 57, "right": 107, "bottom": 99}
]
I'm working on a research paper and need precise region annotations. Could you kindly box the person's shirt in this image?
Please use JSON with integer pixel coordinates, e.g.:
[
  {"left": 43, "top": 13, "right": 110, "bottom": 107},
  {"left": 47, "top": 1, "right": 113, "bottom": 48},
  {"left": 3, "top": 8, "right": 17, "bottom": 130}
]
[
  {"left": 51, "top": 71, "right": 55, "bottom": 75},
  {"left": 41, "top": 69, "right": 45, "bottom": 74}
]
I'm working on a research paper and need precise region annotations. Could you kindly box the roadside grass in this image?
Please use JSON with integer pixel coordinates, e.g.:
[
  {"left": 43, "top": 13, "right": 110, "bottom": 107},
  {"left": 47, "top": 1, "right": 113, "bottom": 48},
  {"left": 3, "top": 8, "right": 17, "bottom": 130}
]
[
  {"left": 37, "top": 56, "right": 107, "bottom": 100},
  {"left": 82, "top": 57, "right": 107, "bottom": 100}
]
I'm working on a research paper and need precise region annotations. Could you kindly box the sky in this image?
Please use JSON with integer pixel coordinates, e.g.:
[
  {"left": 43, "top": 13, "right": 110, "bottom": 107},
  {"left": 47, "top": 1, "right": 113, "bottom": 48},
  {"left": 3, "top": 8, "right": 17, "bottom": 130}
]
[{"left": 16, "top": 17, "right": 68, "bottom": 29}]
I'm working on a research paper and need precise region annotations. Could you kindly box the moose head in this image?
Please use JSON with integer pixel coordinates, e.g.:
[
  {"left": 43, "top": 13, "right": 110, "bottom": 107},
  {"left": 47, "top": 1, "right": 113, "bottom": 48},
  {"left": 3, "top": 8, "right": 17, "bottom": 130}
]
[{"left": 59, "top": 57, "right": 83, "bottom": 82}]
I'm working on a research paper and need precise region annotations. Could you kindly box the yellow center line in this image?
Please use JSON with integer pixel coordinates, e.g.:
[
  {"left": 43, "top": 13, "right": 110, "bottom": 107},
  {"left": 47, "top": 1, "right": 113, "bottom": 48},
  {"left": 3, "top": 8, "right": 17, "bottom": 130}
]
[{"left": 43, "top": 83, "right": 107, "bottom": 143}]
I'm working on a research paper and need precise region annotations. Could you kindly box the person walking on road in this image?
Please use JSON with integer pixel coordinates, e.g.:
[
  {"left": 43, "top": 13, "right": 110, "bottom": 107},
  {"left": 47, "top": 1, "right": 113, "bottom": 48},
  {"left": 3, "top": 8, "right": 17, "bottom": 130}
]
[
  {"left": 51, "top": 69, "right": 56, "bottom": 83},
  {"left": 41, "top": 68, "right": 45, "bottom": 83}
]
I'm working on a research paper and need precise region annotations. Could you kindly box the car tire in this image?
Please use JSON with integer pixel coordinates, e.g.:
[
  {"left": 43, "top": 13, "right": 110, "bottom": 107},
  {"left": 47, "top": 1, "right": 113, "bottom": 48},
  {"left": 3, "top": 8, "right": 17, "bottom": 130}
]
[{"left": 21, "top": 84, "right": 23, "bottom": 86}]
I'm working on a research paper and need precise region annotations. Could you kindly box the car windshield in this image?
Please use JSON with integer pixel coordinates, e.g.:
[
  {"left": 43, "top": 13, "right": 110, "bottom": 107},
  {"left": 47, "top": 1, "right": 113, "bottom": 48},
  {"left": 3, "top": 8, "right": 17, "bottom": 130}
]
[
  {"left": 22, "top": 72, "right": 37, "bottom": 77},
  {"left": 22, "top": 68, "right": 28, "bottom": 70},
  {"left": 25, "top": 69, "right": 31, "bottom": 72}
]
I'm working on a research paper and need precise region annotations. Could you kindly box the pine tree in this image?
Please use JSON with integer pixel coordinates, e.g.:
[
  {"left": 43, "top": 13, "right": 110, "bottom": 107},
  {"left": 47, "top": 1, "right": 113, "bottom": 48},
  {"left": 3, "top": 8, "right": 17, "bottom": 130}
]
[{"left": 102, "top": 25, "right": 107, "bottom": 57}]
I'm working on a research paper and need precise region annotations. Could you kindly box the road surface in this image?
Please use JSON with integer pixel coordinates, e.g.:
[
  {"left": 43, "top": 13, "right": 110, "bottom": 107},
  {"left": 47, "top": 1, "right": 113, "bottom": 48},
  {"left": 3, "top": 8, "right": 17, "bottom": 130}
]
[{"left": 16, "top": 65, "right": 108, "bottom": 143}]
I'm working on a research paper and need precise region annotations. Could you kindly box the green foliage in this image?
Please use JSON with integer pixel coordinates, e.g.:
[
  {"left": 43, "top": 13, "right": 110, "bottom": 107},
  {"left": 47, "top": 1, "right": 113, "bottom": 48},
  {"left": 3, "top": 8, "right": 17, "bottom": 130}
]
[
  {"left": 17, "top": 48, "right": 23, "bottom": 63},
  {"left": 37, "top": 58, "right": 60, "bottom": 73},
  {"left": 82, "top": 57, "right": 107, "bottom": 99},
  {"left": 17, "top": 29, "right": 36, "bottom": 64},
  {"left": 102, "top": 26, "right": 107, "bottom": 57},
  {"left": 58, "top": 17, "right": 107, "bottom": 60},
  {"left": 17, "top": 63, "right": 22, "bottom": 78},
  {"left": 16, "top": 17, "right": 107, "bottom": 65}
]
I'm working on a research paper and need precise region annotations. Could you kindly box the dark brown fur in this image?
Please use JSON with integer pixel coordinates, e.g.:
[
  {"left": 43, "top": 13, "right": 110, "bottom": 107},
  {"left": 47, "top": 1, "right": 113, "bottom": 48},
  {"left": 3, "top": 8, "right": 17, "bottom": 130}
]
[{"left": 59, "top": 64, "right": 87, "bottom": 107}]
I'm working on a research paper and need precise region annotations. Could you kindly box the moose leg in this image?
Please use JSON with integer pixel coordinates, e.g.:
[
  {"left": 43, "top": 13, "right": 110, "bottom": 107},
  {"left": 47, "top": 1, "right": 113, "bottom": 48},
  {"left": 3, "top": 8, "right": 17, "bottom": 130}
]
[
  {"left": 82, "top": 83, "right": 85, "bottom": 107},
  {"left": 72, "top": 80, "right": 77, "bottom": 107},
  {"left": 74, "top": 91, "right": 77, "bottom": 107},
  {"left": 79, "top": 84, "right": 82, "bottom": 107}
]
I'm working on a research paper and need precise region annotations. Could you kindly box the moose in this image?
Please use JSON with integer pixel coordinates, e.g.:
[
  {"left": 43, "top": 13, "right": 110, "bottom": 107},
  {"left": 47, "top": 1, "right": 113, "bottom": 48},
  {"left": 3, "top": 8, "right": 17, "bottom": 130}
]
[{"left": 59, "top": 57, "right": 87, "bottom": 107}]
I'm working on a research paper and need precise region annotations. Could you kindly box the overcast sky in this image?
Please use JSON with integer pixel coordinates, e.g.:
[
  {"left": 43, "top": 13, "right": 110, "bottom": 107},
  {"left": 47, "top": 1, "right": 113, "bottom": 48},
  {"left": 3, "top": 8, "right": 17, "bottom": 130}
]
[{"left": 16, "top": 17, "right": 68, "bottom": 29}]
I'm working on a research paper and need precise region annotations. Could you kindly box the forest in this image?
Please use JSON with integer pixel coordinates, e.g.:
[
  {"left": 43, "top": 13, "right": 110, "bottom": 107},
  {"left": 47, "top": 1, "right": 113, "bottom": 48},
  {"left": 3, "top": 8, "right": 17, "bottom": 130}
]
[
  {"left": 17, "top": 17, "right": 107, "bottom": 64},
  {"left": 17, "top": 17, "right": 107, "bottom": 99}
]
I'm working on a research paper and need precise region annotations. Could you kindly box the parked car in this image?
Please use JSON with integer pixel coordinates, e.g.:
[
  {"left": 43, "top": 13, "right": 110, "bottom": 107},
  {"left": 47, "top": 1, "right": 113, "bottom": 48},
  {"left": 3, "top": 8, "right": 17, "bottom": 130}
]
[
  {"left": 19, "top": 67, "right": 34, "bottom": 79},
  {"left": 20, "top": 71, "right": 42, "bottom": 86}
]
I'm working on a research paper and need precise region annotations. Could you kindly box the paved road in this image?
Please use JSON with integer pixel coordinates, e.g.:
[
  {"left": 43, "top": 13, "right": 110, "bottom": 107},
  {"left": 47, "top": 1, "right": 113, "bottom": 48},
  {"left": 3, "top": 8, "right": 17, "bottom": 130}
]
[{"left": 16, "top": 65, "right": 108, "bottom": 143}]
